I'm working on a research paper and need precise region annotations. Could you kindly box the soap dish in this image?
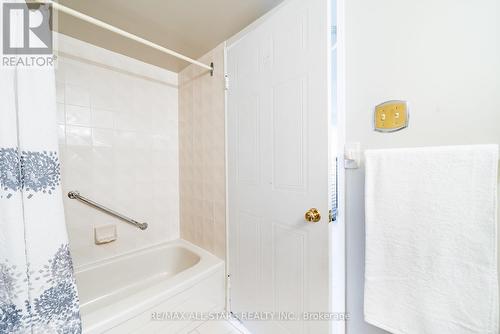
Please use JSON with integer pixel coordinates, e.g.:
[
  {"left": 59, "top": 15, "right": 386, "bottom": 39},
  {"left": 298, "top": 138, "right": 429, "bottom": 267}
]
[{"left": 94, "top": 224, "right": 117, "bottom": 245}]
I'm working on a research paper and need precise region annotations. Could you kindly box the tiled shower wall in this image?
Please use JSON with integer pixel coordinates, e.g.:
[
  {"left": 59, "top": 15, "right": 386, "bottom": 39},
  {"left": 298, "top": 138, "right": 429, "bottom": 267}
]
[
  {"left": 179, "top": 44, "right": 226, "bottom": 259},
  {"left": 56, "top": 34, "right": 179, "bottom": 267}
]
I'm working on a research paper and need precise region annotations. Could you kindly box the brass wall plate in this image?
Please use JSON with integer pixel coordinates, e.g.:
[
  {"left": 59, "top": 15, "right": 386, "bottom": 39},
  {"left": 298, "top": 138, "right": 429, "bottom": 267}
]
[{"left": 374, "top": 100, "right": 409, "bottom": 132}]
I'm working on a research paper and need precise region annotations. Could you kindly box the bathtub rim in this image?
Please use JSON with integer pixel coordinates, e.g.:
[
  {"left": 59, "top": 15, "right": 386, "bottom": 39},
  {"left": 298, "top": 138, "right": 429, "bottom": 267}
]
[
  {"left": 74, "top": 238, "right": 204, "bottom": 273},
  {"left": 76, "top": 239, "right": 224, "bottom": 333}
]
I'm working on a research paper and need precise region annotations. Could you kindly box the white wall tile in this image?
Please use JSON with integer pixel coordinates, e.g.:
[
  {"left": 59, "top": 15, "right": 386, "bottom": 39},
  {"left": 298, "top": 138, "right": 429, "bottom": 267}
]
[
  {"left": 64, "top": 59, "right": 93, "bottom": 87},
  {"left": 58, "top": 125, "right": 65, "bottom": 145},
  {"left": 113, "top": 130, "right": 137, "bottom": 149},
  {"left": 56, "top": 38, "right": 179, "bottom": 267},
  {"left": 56, "top": 82, "right": 65, "bottom": 103},
  {"left": 57, "top": 103, "right": 65, "bottom": 124},
  {"left": 65, "top": 84, "right": 90, "bottom": 107},
  {"left": 90, "top": 81, "right": 119, "bottom": 111},
  {"left": 66, "top": 105, "right": 91, "bottom": 126},
  {"left": 92, "top": 129, "right": 114, "bottom": 147},
  {"left": 114, "top": 112, "right": 136, "bottom": 131},
  {"left": 91, "top": 108, "right": 114, "bottom": 129},
  {"left": 66, "top": 126, "right": 92, "bottom": 147}
]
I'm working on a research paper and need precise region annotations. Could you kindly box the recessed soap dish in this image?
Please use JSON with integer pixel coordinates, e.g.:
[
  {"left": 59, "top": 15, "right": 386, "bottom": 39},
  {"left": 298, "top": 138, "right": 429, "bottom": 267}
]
[{"left": 94, "top": 224, "right": 117, "bottom": 245}]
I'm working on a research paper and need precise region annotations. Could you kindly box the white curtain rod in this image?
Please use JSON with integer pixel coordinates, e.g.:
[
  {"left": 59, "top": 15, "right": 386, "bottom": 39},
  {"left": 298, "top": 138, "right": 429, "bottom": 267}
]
[{"left": 34, "top": 0, "right": 214, "bottom": 74}]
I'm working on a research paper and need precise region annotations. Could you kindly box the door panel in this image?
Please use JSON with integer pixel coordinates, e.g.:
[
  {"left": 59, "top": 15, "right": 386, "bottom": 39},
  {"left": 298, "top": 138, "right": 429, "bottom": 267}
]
[
  {"left": 272, "top": 77, "right": 307, "bottom": 190},
  {"left": 227, "top": 0, "right": 331, "bottom": 333}
]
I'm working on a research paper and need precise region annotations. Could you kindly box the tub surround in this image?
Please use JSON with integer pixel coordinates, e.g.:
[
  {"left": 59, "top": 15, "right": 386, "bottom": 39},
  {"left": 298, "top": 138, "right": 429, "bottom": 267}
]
[
  {"left": 179, "top": 44, "right": 227, "bottom": 259},
  {"left": 56, "top": 35, "right": 227, "bottom": 334},
  {"left": 56, "top": 34, "right": 180, "bottom": 267}
]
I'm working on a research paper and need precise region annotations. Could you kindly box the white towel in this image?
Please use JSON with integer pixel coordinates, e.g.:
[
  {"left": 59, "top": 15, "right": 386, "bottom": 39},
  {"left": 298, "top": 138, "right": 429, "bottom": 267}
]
[{"left": 364, "top": 145, "right": 499, "bottom": 334}]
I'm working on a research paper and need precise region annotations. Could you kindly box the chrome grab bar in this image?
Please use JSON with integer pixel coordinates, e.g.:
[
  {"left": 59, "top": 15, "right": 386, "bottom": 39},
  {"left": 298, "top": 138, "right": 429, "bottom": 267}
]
[{"left": 67, "top": 191, "right": 148, "bottom": 230}]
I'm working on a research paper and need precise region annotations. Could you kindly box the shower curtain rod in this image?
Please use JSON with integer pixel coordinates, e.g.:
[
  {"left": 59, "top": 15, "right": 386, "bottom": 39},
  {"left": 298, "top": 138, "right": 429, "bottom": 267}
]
[{"left": 33, "top": 0, "right": 214, "bottom": 74}]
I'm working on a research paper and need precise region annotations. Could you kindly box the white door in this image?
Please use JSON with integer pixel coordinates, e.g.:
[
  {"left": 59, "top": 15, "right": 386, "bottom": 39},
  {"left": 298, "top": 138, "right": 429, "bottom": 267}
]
[{"left": 227, "top": 0, "right": 332, "bottom": 333}]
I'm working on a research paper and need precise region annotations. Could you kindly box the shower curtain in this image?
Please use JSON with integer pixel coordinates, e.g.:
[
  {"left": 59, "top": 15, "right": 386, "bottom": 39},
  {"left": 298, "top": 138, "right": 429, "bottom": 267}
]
[{"left": 0, "top": 10, "right": 82, "bottom": 332}]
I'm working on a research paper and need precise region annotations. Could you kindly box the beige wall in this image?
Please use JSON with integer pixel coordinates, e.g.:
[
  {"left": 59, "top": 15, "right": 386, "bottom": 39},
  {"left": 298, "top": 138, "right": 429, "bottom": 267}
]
[
  {"left": 179, "top": 44, "right": 226, "bottom": 259},
  {"left": 343, "top": 0, "right": 500, "bottom": 333}
]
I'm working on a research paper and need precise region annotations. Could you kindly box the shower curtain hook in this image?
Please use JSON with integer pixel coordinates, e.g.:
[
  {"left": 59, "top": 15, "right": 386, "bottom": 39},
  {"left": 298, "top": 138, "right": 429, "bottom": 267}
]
[{"left": 210, "top": 62, "right": 214, "bottom": 76}]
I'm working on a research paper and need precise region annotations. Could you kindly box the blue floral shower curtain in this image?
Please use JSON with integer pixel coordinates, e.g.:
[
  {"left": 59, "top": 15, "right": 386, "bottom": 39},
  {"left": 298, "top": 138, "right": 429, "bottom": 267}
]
[{"left": 0, "top": 11, "right": 82, "bottom": 332}]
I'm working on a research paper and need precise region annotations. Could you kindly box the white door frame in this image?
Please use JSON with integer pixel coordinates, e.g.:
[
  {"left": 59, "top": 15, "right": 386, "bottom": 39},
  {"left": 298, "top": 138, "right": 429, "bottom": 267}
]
[
  {"left": 331, "top": 0, "right": 346, "bottom": 332},
  {"left": 223, "top": 0, "right": 346, "bottom": 332}
]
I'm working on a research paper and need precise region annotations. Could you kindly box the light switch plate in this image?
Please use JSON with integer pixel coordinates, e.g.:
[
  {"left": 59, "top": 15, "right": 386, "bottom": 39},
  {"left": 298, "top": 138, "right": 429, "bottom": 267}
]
[{"left": 374, "top": 100, "right": 409, "bottom": 132}]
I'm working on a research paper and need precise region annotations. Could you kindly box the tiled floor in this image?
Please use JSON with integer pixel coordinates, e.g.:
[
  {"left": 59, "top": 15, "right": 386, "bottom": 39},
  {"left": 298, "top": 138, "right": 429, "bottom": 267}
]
[{"left": 187, "top": 320, "right": 243, "bottom": 334}]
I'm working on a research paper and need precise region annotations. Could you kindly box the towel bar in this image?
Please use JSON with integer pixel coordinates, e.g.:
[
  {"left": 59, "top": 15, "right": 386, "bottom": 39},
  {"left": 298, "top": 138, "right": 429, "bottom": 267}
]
[{"left": 67, "top": 191, "right": 148, "bottom": 230}]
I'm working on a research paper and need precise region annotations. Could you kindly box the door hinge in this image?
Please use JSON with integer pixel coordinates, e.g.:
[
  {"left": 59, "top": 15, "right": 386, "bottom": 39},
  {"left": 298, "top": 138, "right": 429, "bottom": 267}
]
[
  {"left": 224, "top": 73, "right": 230, "bottom": 90},
  {"left": 329, "top": 209, "right": 338, "bottom": 223}
]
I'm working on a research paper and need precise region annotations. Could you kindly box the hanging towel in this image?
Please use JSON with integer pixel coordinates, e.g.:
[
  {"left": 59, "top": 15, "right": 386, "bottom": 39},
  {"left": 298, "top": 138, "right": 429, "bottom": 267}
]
[{"left": 364, "top": 145, "right": 499, "bottom": 334}]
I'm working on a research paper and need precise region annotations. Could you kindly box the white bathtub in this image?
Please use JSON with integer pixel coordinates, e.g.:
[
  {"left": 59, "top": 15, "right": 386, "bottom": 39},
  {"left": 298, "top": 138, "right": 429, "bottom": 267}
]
[{"left": 75, "top": 239, "right": 225, "bottom": 334}]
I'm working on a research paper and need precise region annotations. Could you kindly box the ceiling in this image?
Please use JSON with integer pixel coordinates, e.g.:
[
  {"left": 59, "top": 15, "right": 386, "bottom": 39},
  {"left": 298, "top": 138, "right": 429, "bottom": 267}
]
[{"left": 56, "top": 0, "right": 284, "bottom": 72}]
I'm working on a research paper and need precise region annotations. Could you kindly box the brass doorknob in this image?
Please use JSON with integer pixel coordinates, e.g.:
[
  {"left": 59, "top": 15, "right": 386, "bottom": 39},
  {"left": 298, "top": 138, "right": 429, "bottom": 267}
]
[{"left": 304, "top": 208, "right": 321, "bottom": 223}]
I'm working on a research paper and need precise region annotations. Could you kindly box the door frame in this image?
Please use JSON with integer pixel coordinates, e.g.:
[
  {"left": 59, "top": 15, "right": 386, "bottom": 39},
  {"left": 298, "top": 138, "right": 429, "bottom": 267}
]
[
  {"left": 331, "top": 0, "right": 346, "bottom": 333},
  {"left": 223, "top": 0, "right": 346, "bottom": 332}
]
